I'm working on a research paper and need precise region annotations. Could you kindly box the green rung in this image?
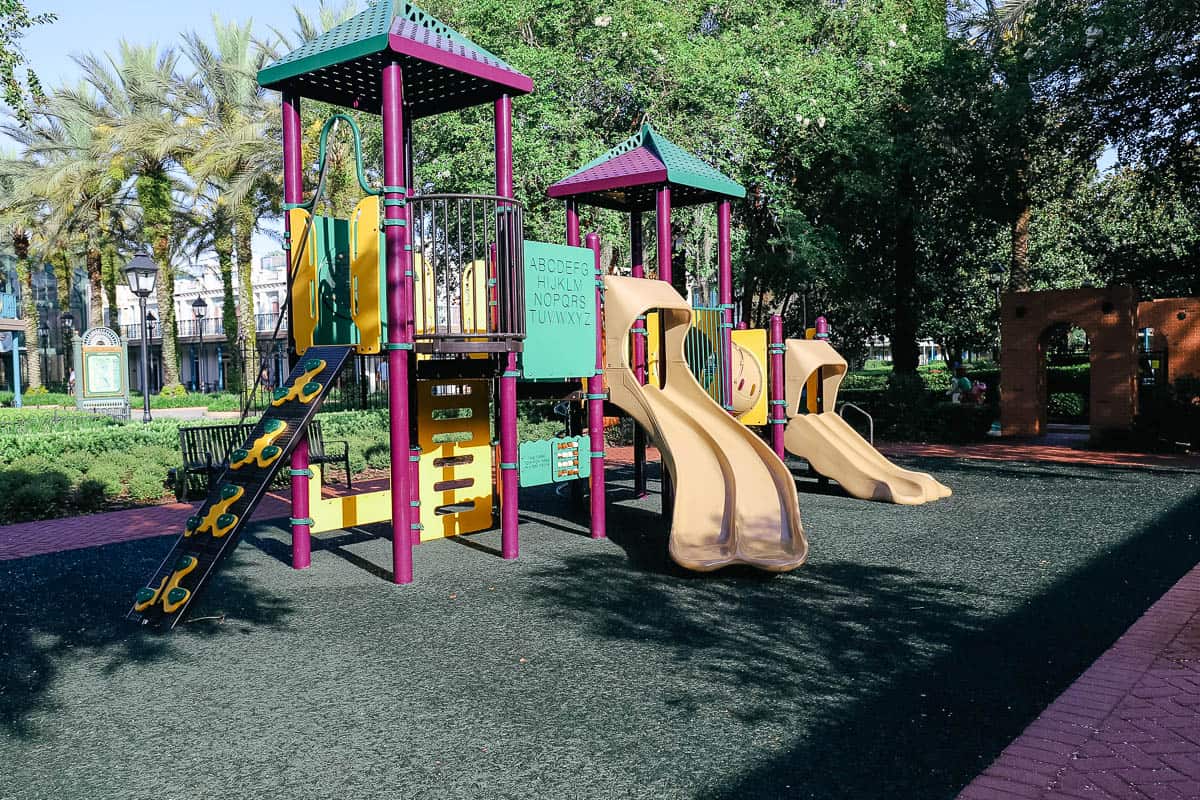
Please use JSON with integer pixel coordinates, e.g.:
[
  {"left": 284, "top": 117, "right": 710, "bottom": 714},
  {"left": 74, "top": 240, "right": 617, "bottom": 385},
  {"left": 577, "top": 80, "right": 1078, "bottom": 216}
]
[
  {"left": 289, "top": 517, "right": 315, "bottom": 526},
  {"left": 289, "top": 468, "right": 314, "bottom": 477}
]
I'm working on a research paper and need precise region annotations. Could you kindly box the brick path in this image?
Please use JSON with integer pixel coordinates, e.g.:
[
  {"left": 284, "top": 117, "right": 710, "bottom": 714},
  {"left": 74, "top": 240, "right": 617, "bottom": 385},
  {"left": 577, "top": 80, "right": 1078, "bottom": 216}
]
[{"left": 958, "top": 563, "right": 1200, "bottom": 800}]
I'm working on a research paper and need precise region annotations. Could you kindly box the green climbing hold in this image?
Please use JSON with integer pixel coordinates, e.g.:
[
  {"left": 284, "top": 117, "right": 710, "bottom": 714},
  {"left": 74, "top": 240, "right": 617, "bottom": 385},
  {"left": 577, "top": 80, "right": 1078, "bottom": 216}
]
[
  {"left": 186, "top": 516, "right": 201, "bottom": 531},
  {"left": 135, "top": 587, "right": 156, "bottom": 604},
  {"left": 217, "top": 513, "right": 236, "bottom": 528},
  {"left": 303, "top": 381, "right": 321, "bottom": 396},
  {"left": 166, "top": 587, "right": 188, "bottom": 605},
  {"left": 303, "top": 358, "right": 322, "bottom": 372},
  {"left": 264, "top": 418, "right": 284, "bottom": 433},
  {"left": 230, "top": 448, "right": 249, "bottom": 463},
  {"left": 262, "top": 445, "right": 281, "bottom": 459},
  {"left": 176, "top": 555, "right": 196, "bottom": 571},
  {"left": 220, "top": 484, "right": 240, "bottom": 500},
  {"left": 273, "top": 387, "right": 289, "bottom": 400}
]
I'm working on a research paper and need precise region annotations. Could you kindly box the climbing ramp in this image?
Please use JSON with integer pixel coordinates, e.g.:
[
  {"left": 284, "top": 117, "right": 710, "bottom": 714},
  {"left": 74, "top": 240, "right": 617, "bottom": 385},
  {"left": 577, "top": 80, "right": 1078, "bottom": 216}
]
[{"left": 127, "top": 346, "right": 354, "bottom": 629}]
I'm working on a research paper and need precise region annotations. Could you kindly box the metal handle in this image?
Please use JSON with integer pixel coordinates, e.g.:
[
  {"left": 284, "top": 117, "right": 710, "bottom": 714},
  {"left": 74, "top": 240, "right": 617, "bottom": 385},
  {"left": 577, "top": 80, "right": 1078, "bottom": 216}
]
[{"left": 838, "top": 402, "right": 874, "bottom": 444}]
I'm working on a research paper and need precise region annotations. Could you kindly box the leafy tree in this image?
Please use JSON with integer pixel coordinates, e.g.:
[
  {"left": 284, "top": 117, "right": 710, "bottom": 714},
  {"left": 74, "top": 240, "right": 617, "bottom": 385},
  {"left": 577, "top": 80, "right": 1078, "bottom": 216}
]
[{"left": 0, "top": 0, "right": 54, "bottom": 124}]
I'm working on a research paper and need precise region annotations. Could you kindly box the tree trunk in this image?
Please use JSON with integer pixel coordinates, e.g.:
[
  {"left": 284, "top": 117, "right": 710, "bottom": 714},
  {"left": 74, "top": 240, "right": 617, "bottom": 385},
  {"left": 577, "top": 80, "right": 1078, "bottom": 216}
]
[
  {"left": 892, "top": 163, "right": 920, "bottom": 374},
  {"left": 235, "top": 202, "right": 258, "bottom": 391},
  {"left": 86, "top": 248, "right": 104, "bottom": 329},
  {"left": 1009, "top": 168, "right": 1031, "bottom": 292},
  {"left": 13, "top": 233, "right": 43, "bottom": 389},
  {"left": 214, "top": 212, "right": 238, "bottom": 391},
  {"left": 101, "top": 245, "right": 119, "bottom": 328},
  {"left": 138, "top": 172, "right": 182, "bottom": 392}
]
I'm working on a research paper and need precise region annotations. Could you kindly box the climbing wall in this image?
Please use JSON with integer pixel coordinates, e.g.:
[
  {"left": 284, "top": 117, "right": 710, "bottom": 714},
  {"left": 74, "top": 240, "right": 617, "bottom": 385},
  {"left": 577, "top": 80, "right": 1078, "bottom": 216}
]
[
  {"left": 127, "top": 346, "right": 354, "bottom": 630},
  {"left": 416, "top": 378, "right": 493, "bottom": 541}
]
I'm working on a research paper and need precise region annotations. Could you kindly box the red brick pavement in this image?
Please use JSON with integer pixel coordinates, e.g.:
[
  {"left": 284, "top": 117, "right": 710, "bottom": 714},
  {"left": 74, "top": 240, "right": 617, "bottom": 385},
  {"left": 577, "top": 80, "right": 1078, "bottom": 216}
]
[
  {"left": 0, "top": 478, "right": 390, "bottom": 562},
  {"left": 958, "top": 562, "right": 1200, "bottom": 800}
]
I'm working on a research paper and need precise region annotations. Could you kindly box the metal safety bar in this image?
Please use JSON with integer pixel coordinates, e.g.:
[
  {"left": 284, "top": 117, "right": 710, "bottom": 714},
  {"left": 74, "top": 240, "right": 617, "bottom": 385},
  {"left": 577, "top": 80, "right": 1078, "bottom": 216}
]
[{"left": 838, "top": 402, "right": 874, "bottom": 444}]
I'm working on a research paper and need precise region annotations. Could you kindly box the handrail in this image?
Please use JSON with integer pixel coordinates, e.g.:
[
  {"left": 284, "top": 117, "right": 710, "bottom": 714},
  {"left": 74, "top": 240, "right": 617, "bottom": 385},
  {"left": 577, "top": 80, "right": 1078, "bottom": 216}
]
[
  {"left": 315, "top": 113, "right": 382, "bottom": 199},
  {"left": 838, "top": 401, "right": 874, "bottom": 444}
]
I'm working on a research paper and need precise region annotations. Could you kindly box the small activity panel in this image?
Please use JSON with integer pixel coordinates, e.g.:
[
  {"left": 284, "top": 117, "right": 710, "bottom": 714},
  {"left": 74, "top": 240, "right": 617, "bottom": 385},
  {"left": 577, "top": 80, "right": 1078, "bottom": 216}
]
[
  {"left": 521, "top": 240, "right": 596, "bottom": 379},
  {"left": 518, "top": 436, "right": 591, "bottom": 487},
  {"left": 731, "top": 328, "right": 768, "bottom": 425}
]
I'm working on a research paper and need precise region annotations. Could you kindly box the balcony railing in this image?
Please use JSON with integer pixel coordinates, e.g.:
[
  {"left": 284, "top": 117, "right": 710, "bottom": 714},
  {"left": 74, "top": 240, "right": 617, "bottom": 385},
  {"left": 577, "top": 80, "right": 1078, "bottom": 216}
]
[
  {"left": 1, "top": 292, "right": 17, "bottom": 319},
  {"left": 256, "top": 312, "right": 286, "bottom": 332},
  {"left": 408, "top": 193, "right": 525, "bottom": 354}
]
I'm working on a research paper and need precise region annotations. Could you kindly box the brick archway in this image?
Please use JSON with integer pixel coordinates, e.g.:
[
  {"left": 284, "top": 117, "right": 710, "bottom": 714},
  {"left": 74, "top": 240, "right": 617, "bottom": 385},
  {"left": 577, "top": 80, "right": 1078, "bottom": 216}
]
[{"left": 1000, "top": 287, "right": 1137, "bottom": 438}]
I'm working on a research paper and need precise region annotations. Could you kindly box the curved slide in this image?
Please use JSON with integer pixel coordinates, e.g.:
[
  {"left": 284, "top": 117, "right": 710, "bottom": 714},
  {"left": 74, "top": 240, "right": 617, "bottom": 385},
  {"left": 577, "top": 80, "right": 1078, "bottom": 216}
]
[
  {"left": 782, "top": 339, "right": 950, "bottom": 504},
  {"left": 604, "top": 276, "right": 807, "bottom": 571}
]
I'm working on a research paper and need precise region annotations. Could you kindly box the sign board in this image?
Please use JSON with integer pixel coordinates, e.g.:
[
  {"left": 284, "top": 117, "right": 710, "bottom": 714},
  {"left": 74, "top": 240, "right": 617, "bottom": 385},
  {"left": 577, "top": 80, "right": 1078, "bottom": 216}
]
[
  {"left": 74, "top": 327, "right": 131, "bottom": 419},
  {"left": 518, "top": 436, "right": 591, "bottom": 487},
  {"left": 521, "top": 240, "right": 596, "bottom": 380}
]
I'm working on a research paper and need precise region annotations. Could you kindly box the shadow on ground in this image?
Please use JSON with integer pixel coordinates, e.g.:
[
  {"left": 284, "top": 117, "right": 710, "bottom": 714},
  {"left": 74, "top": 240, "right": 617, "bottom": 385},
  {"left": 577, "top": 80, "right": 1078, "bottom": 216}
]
[{"left": 0, "top": 534, "right": 293, "bottom": 740}]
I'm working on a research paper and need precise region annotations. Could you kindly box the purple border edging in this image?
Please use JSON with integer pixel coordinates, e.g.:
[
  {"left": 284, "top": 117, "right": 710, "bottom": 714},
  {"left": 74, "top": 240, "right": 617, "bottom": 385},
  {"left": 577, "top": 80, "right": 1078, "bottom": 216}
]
[{"left": 957, "top": 562, "right": 1200, "bottom": 800}]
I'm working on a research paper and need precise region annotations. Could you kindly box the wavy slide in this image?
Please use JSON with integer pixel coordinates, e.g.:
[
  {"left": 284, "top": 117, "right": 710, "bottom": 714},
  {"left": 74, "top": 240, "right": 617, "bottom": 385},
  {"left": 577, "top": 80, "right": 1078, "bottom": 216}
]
[
  {"left": 603, "top": 276, "right": 807, "bottom": 571},
  {"left": 781, "top": 339, "right": 950, "bottom": 504}
]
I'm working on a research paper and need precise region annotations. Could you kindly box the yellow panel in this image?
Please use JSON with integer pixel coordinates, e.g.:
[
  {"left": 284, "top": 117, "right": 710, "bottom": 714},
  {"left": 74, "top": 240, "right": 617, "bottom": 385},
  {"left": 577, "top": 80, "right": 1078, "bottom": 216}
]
[
  {"left": 411, "top": 254, "right": 436, "bottom": 336},
  {"left": 416, "top": 379, "right": 493, "bottom": 540},
  {"left": 289, "top": 208, "right": 318, "bottom": 355},
  {"left": 461, "top": 259, "right": 491, "bottom": 360},
  {"left": 645, "top": 310, "right": 661, "bottom": 387},
  {"left": 308, "top": 467, "right": 396, "bottom": 534},
  {"left": 350, "top": 196, "right": 382, "bottom": 354},
  {"left": 732, "top": 328, "right": 769, "bottom": 426}
]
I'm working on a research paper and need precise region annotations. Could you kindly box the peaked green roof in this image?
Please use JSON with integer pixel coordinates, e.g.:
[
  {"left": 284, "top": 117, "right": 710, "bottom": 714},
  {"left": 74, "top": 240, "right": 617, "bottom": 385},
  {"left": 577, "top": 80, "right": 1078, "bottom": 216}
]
[
  {"left": 257, "top": 0, "right": 532, "bottom": 118},
  {"left": 572, "top": 124, "right": 746, "bottom": 200}
]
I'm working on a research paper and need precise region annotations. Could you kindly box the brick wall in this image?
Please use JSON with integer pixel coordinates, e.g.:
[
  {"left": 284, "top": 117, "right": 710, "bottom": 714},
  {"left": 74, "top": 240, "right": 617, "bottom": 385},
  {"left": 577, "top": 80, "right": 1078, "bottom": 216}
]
[
  {"left": 1000, "top": 287, "right": 1137, "bottom": 438},
  {"left": 1136, "top": 298, "right": 1200, "bottom": 383}
]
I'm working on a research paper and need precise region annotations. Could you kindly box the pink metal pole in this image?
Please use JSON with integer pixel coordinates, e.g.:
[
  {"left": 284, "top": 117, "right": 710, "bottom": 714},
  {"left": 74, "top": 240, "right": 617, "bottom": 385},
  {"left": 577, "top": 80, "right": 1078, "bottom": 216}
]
[
  {"left": 282, "top": 92, "right": 312, "bottom": 570},
  {"left": 718, "top": 200, "right": 734, "bottom": 413},
  {"left": 585, "top": 232, "right": 607, "bottom": 539},
  {"left": 496, "top": 95, "right": 520, "bottom": 560},
  {"left": 769, "top": 314, "right": 786, "bottom": 459},
  {"left": 630, "top": 212, "right": 647, "bottom": 498},
  {"left": 565, "top": 200, "right": 580, "bottom": 247},
  {"left": 383, "top": 62, "right": 414, "bottom": 584},
  {"left": 655, "top": 187, "right": 672, "bottom": 285}
]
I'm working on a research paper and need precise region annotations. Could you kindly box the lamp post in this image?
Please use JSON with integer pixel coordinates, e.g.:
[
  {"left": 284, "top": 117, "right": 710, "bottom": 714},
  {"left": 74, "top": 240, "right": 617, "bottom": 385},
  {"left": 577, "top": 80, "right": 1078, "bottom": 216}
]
[
  {"left": 37, "top": 318, "right": 49, "bottom": 384},
  {"left": 988, "top": 262, "right": 1006, "bottom": 364},
  {"left": 60, "top": 310, "right": 74, "bottom": 388},
  {"left": 124, "top": 251, "right": 159, "bottom": 423},
  {"left": 146, "top": 311, "right": 157, "bottom": 392},
  {"left": 191, "top": 297, "right": 208, "bottom": 392}
]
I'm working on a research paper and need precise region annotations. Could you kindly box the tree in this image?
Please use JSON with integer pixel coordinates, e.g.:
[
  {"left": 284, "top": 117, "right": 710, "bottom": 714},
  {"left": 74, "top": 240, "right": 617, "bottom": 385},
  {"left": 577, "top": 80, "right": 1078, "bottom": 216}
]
[
  {"left": 0, "top": 0, "right": 55, "bottom": 124},
  {"left": 71, "top": 42, "right": 192, "bottom": 393}
]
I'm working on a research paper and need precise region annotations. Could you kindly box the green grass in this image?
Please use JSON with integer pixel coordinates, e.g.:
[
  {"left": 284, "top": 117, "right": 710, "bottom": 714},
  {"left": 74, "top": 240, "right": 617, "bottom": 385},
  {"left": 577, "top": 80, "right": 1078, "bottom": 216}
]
[
  {"left": 0, "top": 390, "right": 243, "bottom": 410},
  {"left": 1, "top": 458, "right": 1197, "bottom": 798}
]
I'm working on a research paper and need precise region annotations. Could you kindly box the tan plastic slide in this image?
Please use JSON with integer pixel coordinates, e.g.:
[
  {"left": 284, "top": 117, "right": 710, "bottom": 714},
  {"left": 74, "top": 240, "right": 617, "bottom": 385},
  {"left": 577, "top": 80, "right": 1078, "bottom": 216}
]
[
  {"left": 603, "top": 276, "right": 808, "bottom": 571},
  {"left": 782, "top": 339, "right": 951, "bottom": 504}
]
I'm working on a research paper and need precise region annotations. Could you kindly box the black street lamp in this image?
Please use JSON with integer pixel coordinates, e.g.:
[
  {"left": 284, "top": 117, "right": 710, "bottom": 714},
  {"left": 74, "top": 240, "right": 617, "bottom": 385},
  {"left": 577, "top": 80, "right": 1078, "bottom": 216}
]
[
  {"left": 36, "top": 318, "right": 49, "bottom": 383},
  {"left": 124, "top": 251, "right": 159, "bottom": 423},
  {"left": 191, "top": 297, "right": 208, "bottom": 392},
  {"left": 146, "top": 311, "right": 158, "bottom": 392}
]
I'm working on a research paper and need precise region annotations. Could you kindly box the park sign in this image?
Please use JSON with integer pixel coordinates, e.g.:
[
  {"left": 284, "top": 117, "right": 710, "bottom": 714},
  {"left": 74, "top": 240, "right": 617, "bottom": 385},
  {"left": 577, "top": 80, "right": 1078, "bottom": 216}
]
[
  {"left": 73, "top": 326, "right": 131, "bottom": 419},
  {"left": 521, "top": 240, "right": 596, "bottom": 380}
]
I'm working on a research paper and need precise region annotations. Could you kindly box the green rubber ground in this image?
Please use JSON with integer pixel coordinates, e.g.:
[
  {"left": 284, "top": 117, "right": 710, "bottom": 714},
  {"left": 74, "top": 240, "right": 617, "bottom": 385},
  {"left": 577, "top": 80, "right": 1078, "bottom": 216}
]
[{"left": 2, "top": 458, "right": 1198, "bottom": 799}]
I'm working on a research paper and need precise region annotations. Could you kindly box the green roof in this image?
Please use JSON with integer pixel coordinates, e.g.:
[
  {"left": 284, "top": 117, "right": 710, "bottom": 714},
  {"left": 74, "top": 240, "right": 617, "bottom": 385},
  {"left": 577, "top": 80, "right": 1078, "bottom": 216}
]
[
  {"left": 572, "top": 123, "right": 746, "bottom": 200},
  {"left": 257, "top": 0, "right": 532, "bottom": 117}
]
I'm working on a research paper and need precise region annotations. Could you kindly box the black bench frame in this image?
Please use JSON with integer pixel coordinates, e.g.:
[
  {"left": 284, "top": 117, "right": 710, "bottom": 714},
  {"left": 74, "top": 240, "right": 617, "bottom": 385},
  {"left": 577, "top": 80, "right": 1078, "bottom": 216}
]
[{"left": 172, "top": 419, "right": 351, "bottom": 501}]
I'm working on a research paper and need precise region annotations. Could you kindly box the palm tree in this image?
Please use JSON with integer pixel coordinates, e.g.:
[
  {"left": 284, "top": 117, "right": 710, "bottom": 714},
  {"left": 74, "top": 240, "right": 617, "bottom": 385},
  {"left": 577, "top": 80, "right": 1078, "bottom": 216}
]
[
  {"left": 0, "top": 161, "right": 44, "bottom": 389},
  {"left": 180, "top": 17, "right": 280, "bottom": 390},
  {"left": 2, "top": 88, "right": 128, "bottom": 328},
  {"left": 957, "top": 0, "right": 1042, "bottom": 292},
  {"left": 67, "top": 42, "right": 192, "bottom": 393}
]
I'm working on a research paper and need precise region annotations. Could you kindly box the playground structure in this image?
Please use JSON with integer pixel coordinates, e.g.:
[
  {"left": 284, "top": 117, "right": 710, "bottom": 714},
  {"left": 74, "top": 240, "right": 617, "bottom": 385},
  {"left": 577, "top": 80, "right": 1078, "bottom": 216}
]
[
  {"left": 128, "top": 0, "right": 945, "bottom": 629},
  {"left": 1000, "top": 288, "right": 1199, "bottom": 439}
]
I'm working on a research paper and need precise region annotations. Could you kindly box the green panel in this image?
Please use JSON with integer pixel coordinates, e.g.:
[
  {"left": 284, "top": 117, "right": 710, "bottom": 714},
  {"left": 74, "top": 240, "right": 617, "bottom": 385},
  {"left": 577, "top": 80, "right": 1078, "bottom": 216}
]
[
  {"left": 521, "top": 240, "right": 596, "bottom": 380},
  {"left": 518, "top": 436, "right": 590, "bottom": 487},
  {"left": 313, "top": 215, "right": 358, "bottom": 348}
]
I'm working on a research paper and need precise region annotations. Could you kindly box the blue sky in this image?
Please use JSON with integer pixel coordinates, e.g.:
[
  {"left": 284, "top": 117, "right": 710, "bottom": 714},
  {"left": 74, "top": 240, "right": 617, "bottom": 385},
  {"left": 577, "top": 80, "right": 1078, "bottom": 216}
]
[{"left": 16, "top": 1, "right": 323, "bottom": 262}]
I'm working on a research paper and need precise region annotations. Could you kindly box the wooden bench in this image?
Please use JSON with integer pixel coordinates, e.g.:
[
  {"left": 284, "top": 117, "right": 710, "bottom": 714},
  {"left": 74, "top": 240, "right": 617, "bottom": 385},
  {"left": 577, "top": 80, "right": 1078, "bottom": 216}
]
[{"left": 172, "top": 419, "right": 351, "bottom": 500}]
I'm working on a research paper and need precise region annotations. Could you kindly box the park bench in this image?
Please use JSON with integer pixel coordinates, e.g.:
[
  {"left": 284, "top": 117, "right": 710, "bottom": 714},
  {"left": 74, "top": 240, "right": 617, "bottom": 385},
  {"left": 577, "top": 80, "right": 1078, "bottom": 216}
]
[{"left": 171, "top": 419, "right": 351, "bottom": 500}]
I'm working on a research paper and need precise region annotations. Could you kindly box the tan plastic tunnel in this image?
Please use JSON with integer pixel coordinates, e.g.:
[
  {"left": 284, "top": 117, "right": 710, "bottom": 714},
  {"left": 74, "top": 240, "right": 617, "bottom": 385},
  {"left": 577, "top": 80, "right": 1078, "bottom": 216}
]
[
  {"left": 782, "top": 339, "right": 951, "bottom": 504},
  {"left": 603, "top": 276, "right": 807, "bottom": 572}
]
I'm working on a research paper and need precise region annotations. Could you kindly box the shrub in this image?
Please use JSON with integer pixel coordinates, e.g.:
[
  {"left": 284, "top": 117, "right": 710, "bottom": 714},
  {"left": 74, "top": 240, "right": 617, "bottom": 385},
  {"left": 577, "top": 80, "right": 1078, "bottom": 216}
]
[{"left": 1048, "top": 392, "right": 1087, "bottom": 421}]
